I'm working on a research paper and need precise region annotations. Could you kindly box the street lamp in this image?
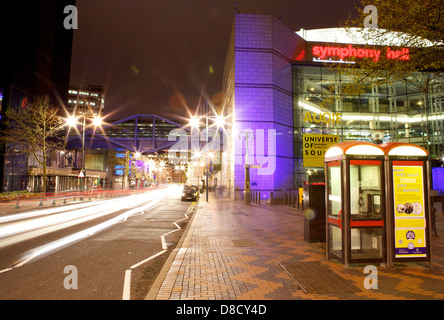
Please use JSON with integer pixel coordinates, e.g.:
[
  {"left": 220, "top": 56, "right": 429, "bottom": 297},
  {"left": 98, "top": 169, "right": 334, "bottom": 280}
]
[{"left": 65, "top": 114, "right": 103, "bottom": 195}]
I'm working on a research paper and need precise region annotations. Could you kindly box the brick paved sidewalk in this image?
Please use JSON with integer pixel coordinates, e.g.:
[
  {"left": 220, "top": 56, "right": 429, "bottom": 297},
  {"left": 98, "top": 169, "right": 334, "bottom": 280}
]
[{"left": 148, "top": 192, "right": 444, "bottom": 300}]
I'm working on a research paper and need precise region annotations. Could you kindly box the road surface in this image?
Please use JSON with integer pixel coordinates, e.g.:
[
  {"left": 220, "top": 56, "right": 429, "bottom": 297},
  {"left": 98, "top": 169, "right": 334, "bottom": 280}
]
[{"left": 0, "top": 185, "right": 195, "bottom": 300}]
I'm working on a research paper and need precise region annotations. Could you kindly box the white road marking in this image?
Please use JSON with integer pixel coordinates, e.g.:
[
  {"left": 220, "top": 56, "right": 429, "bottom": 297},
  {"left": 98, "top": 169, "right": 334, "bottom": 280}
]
[
  {"left": 122, "top": 270, "right": 132, "bottom": 300},
  {"left": 121, "top": 196, "right": 195, "bottom": 300}
]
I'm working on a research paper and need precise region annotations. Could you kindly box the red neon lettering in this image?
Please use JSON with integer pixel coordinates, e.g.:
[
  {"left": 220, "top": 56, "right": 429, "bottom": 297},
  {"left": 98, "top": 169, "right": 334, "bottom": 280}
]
[
  {"left": 312, "top": 46, "right": 321, "bottom": 56},
  {"left": 312, "top": 44, "right": 409, "bottom": 62},
  {"left": 387, "top": 47, "right": 410, "bottom": 60}
]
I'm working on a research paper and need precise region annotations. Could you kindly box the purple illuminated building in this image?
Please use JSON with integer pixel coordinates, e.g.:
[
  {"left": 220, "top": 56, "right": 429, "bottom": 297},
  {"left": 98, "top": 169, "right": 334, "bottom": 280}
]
[
  {"left": 221, "top": 14, "right": 444, "bottom": 200},
  {"left": 222, "top": 14, "right": 304, "bottom": 200}
]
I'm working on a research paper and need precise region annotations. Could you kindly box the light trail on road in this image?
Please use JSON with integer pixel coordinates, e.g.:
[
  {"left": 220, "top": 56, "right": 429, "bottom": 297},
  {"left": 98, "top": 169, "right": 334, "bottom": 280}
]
[
  {"left": 14, "top": 195, "right": 166, "bottom": 269},
  {"left": 0, "top": 186, "right": 181, "bottom": 261}
]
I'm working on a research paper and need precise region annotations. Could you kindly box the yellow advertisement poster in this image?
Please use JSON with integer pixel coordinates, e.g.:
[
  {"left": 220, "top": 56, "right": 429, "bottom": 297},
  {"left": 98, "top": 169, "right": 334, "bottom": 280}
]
[
  {"left": 394, "top": 229, "right": 427, "bottom": 258},
  {"left": 303, "top": 134, "right": 339, "bottom": 168},
  {"left": 392, "top": 165, "right": 426, "bottom": 258}
]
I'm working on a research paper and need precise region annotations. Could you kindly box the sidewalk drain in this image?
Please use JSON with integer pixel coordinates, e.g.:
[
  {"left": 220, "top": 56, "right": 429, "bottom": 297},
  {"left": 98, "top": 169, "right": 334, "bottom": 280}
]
[
  {"left": 233, "top": 239, "right": 256, "bottom": 247},
  {"left": 230, "top": 211, "right": 249, "bottom": 216},
  {"left": 279, "top": 261, "right": 360, "bottom": 294}
]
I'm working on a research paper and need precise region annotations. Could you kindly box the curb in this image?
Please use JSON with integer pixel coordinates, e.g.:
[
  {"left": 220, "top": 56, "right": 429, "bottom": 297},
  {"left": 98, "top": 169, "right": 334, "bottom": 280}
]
[{"left": 144, "top": 198, "right": 202, "bottom": 300}]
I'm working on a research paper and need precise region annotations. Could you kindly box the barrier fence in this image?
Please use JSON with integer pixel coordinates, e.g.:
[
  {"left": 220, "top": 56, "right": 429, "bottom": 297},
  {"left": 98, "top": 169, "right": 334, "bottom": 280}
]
[
  {"left": 248, "top": 190, "right": 302, "bottom": 209},
  {"left": 0, "top": 185, "right": 168, "bottom": 210}
]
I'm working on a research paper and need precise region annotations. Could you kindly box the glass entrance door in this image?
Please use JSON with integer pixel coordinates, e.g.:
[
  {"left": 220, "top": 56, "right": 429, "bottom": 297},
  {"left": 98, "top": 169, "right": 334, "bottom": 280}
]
[
  {"left": 326, "top": 161, "right": 343, "bottom": 261},
  {"left": 348, "top": 160, "right": 385, "bottom": 262}
]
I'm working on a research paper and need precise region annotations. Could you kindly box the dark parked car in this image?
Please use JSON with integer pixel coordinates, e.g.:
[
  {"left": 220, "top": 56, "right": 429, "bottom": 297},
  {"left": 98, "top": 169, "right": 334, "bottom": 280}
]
[{"left": 181, "top": 185, "right": 199, "bottom": 201}]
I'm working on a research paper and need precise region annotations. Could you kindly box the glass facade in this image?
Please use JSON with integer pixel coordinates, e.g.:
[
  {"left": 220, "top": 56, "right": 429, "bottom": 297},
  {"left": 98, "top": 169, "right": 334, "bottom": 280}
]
[{"left": 293, "top": 64, "right": 444, "bottom": 188}]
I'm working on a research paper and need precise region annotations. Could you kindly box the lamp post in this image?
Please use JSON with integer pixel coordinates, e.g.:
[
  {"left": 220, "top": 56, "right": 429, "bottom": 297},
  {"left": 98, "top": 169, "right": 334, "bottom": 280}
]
[
  {"left": 66, "top": 114, "right": 103, "bottom": 196},
  {"left": 189, "top": 112, "right": 225, "bottom": 202},
  {"left": 241, "top": 131, "right": 253, "bottom": 205}
]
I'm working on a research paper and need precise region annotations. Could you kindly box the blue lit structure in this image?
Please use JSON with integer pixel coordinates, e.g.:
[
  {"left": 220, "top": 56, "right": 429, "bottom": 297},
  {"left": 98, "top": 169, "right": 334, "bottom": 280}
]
[{"left": 67, "top": 114, "right": 188, "bottom": 153}]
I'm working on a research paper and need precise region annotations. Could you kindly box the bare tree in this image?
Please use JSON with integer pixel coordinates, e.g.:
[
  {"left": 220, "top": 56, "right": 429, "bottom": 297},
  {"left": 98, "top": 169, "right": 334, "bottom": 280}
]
[
  {"left": 3, "top": 96, "right": 66, "bottom": 192},
  {"left": 336, "top": 0, "right": 444, "bottom": 95}
]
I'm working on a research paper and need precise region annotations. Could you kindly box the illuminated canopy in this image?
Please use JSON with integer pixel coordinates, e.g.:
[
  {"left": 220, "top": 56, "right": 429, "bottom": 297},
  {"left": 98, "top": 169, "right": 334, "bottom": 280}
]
[
  {"left": 379, "top": 142, "right": 428, "bottom": 157},
  {"left": 324, "top": 141, "right": 384, "bottom": 159},
  {"left": 296, "top": 27, "right": 435, "bottom": 47},
  {"left": 325, "top": 141, "right": 429, "bottom": 160}
]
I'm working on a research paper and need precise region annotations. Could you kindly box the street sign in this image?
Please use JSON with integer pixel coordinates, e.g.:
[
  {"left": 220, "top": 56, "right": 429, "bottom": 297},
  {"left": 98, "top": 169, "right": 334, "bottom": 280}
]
[
  {"left": 249, "top": 165, "right": 262, "bottom": 168},
  {"left": 78, "top": 170, "right": 85, "bottom": 178}
]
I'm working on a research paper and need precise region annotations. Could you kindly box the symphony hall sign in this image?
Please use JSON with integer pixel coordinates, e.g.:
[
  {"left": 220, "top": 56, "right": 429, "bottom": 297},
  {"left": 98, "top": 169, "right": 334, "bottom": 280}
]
[{"left": 311, "top": 44, "right": 410, "bottom": 64}]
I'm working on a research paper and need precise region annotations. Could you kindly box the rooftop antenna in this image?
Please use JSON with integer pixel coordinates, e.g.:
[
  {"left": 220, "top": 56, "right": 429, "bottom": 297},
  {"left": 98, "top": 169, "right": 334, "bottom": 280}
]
[{"left": 234, "top": 3, "right": 241, "bottom": 14}]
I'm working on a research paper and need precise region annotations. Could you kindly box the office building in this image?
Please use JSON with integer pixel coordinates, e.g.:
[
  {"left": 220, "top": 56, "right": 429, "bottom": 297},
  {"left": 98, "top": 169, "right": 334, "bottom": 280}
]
[
  {"left": 67, "top": 84, "right": 105, "bottom": 116},
  {"left": 0, "top": 0, "right": 76, "bottom": 192}
]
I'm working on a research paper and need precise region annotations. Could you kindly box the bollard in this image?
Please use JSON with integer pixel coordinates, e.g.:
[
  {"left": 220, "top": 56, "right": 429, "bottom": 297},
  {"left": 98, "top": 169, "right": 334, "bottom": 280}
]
[
  {"left": 52, "top": 199, "right": 56, "bottom": 206},
  {"left": 292, "top": 193, "right": 295, "bottom": 208},
  {"left": 442, "top": 195, "right": 444, "bottom": 215},
  {"left": 15, "top": 196, "right": 20, "bottom": 209},
  {"left": 297, "top": 192, "right": 300, "bottom": 209},
  {"left": 431, "top": 206, "right": 438, "bottom": 237},
  {"left": 258, "top": 192, "right": 261, "bottom": 205},
  {"left": 270, "top": 192, "right": 274, "bottom": 205},
  {"left": 284, "top": 192, "right": 287, "bottom": 205},
  {"left": 64, "top": 197, "right": 67, "bottom": 204}
]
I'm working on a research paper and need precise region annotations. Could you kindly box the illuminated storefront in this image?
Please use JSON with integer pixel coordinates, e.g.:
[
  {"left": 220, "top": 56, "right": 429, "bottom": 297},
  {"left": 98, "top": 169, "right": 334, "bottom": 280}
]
[
  {"left": 293, "top": 31, "right": 443, "bottom": 188},
  {"left": 222, "top": 14, "right": 443, "bottom": 199}
]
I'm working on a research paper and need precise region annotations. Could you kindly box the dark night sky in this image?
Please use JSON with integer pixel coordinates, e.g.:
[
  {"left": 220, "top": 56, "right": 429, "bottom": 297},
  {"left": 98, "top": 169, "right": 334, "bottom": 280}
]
[{"left": 70, "top": 0, "right": 356, "bottom": 122}]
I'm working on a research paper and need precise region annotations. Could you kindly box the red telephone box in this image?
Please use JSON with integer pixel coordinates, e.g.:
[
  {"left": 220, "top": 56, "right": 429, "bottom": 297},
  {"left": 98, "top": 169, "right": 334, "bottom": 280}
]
[
  {"left": 324, "top": 141, "right": 432, "bottom": 268},
  {"left": 324, "top": 142, "right": 385, "bottom": 265},
  {"left": 379, "top": 142, "right": 431, "bottom": 269}
]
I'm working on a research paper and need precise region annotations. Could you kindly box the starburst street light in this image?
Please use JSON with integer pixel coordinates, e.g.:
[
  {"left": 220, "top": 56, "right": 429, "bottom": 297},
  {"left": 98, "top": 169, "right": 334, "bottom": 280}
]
[
  {"left": 214, "top": 114, "right": 226, "bottom": 129},
  {"left": 91, "top": 116, "right": 104, "bottom": 127},
  {"left": 189, "top": 113, "right": 227, "bottom": 130},
  {"left": 189, "top": 116, "right": 200, "bottom": 129},
  {"left": 65, "top": 115, "right": 79, "bottom": 127}
]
